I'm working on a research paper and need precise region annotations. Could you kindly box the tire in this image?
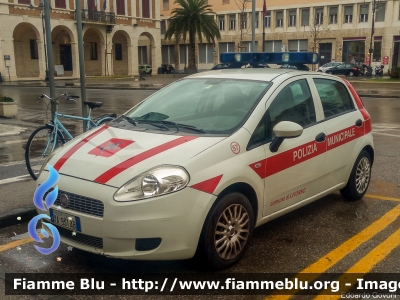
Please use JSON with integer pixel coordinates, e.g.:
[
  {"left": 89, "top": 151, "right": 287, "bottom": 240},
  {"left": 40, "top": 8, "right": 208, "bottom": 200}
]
[
  {"left": 328, "top": 71, "right": 333, "bottom": 75},
  {"left": 25, "top": 125, "right": 65, "bottom": 180},
  {"left": 196, "top": 192, "right": 254, "bottom": 270},
  {"left": 349, "top": 71, "right": 355, "bottom": 77},
  {"left": 340, "top": 150, "right": 372, "bottom": 201}
]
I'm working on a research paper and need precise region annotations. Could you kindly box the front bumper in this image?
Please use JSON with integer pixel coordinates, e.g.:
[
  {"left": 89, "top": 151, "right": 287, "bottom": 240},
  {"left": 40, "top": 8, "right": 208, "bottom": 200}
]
[{"left": 37, "top": 172, "right": 216, "bottom": 260}]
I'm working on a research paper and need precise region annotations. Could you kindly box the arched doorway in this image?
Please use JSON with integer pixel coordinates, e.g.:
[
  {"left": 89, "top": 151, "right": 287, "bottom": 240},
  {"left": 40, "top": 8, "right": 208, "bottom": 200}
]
[
  {"left": 13, "top": 23, "right": 41, "bottom": 78},
  {"left": 52, "top": 26, "right": 75, "bottom": 77},
  {"left": 83, "top": 27, "right": 104, "bottom": 76},
  {"left": 112, "top": 30, "right": 131, "bottom": 75},
  {"left": 138, "top": 32, "right": 155, "bottom": 75}
]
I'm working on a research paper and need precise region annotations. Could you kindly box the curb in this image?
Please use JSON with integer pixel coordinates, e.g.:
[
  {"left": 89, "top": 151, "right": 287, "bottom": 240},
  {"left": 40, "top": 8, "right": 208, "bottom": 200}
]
[
  {"left": 358, "top": 94, "right": 399, "bottom": 99},
  {"left": 0, "top": 206, "right": 37, "bottom": 229}
]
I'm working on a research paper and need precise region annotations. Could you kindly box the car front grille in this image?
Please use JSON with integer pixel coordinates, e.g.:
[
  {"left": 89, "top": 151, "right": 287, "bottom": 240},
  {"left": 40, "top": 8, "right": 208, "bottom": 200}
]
[
  {"left": 54, "top": 190, "right": 104, "bottom": 218},
  {"left": 54, "top": 224, "right": 103, "bottom": 249}
]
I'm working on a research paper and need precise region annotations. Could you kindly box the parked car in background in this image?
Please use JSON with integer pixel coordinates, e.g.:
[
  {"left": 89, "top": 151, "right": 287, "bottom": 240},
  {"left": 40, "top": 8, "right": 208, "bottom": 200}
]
[
  {"left": 138, "top": 65, "right": 152, "bottom": 75},
  {"left": 317, "top": 62, "right": 344, "bottom": 73},
  {"left": 326, "top": 63, "right": 361, "bottom": 77},
  {"left": 279, "top": 64, "right": 310, "bottom": 71},
  {"left": 211, "top": 63, "right": 230, "bottom": 70},
  {"left": 160, "top": 64, "right": 175, "bottom": 74}
]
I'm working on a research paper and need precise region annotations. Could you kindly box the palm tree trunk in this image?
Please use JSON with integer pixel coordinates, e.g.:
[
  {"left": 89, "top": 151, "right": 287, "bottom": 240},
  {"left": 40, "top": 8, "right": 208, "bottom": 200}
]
[{"left": 188, "top": 32, "right": 197, "bottom": 73}]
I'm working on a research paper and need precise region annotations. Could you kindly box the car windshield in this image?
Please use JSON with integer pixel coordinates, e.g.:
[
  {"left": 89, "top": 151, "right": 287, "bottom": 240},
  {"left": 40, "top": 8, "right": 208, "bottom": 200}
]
[{"left": 119, "top": 78, "right": 270, "bottom": 136}]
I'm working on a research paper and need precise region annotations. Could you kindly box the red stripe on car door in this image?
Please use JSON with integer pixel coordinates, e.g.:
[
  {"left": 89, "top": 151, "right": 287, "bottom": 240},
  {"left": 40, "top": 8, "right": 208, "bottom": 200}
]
[
  {"left": 53, "top": 125, "right": 109, "bottom": 171},
  {"left": 94, "top": 136, "right": 198, "bottom": 184}
]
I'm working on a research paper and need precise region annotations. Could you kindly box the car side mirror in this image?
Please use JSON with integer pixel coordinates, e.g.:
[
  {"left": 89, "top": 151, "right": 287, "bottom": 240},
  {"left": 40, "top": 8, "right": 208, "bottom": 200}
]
[{"left": 269, "top": 121, "right": 303, "bottom": 153}]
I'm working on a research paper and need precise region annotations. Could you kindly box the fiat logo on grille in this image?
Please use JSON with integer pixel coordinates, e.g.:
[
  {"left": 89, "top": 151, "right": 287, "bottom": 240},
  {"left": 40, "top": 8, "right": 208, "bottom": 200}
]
[{"left": 60, "top": 194, "right": 69, "bottom": 208}]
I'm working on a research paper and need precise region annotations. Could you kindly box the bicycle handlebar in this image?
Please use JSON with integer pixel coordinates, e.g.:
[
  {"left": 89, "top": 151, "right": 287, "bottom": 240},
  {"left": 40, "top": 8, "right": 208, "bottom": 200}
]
[{"left": 39, "top": 92, "right": 80, "bottom": 101}]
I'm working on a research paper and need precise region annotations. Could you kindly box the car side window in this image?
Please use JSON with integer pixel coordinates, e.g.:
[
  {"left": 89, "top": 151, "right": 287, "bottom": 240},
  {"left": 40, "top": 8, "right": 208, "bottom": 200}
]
[
  {"left": 248, "top": 79, "right": 316, "bottom": 149},
  {"left": 313, "top": 79, "right": 355, "bottom": 119}
]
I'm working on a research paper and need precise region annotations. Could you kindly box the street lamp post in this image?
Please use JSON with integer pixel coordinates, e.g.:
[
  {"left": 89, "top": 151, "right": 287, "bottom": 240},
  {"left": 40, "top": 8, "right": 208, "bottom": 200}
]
[
  {"left": 38, "top": 1, "right": 49, "bottom": 81},
  {"left": 368, "top": 0, "right": 377, "bottom": 68}
]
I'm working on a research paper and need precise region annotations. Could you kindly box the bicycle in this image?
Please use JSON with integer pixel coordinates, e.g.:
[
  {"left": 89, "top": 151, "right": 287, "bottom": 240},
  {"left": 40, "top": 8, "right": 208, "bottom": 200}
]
[{"left": 25, "top": 92, "right": 117, "bottom": 180}]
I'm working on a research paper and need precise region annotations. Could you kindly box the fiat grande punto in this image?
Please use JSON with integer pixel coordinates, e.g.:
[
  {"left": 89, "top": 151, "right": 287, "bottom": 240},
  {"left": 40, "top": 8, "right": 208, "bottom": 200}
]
[{"left": 36, "top": 68, "right": 374, "bottom": 269}]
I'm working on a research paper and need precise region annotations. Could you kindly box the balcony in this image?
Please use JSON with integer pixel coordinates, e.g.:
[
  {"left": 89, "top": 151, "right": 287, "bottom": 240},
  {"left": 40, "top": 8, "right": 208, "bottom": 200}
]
[{"left": 75, "top": 10, "right": 115, "bottom": 24}]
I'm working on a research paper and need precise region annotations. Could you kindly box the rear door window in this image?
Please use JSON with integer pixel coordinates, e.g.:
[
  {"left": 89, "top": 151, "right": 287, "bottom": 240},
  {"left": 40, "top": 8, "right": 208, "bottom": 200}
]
[{"left": 313, "top": 79, "right": 355, "bottom": 119}]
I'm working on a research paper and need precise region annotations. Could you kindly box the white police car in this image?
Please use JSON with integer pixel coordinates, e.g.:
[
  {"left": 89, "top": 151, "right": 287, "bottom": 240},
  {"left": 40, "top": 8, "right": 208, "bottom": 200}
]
[{"left": 37, "top": 52, "right": 373, "bottom": 269}]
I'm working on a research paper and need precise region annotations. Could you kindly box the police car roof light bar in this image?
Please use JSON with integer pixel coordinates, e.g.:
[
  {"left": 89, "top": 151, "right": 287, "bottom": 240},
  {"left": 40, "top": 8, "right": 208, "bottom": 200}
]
[{"left": 220, "top": 52, "right": 320, "bottom": 65}]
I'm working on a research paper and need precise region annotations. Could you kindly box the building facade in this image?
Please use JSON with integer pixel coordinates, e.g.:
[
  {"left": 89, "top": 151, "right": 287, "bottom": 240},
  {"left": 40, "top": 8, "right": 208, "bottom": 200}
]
[
  {"left": 0, "top": 0, "right": 161, "bottom": 81},
  {"left": 160, "top": 0, "right": 400, "bottom": 72}
]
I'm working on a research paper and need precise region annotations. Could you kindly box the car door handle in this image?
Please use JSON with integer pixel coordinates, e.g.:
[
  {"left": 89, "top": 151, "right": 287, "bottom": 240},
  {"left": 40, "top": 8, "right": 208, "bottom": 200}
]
[
  {"left": 355, "top": 119, "right": 363, "bottom": 127},
  {"left": 315, "top": 132, "right": 326, "bottom": 142}
]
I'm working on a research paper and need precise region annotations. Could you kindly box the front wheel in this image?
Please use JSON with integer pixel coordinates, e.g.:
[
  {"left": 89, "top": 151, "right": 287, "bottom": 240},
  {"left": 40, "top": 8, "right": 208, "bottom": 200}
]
[
  {"left": 340, "top": 150, "right": 372, "bottom": 201},
  {"left": 328, "top": 71, "right": 333, "bottom": 75},
  {"left": 197, "top": 192, "right": 254, "bottom": 270},
  {"left": 348, "top": 71, "right": 355, "bottom": 77},
  {"left": 25, "top": 125, "right": 65, "bottom": 180}
]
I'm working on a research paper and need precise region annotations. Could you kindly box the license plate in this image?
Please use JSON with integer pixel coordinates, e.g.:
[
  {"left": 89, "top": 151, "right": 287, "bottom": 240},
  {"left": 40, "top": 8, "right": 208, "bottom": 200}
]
[{"left": 50, "top": 209, "right": 81, "bottom": 232}]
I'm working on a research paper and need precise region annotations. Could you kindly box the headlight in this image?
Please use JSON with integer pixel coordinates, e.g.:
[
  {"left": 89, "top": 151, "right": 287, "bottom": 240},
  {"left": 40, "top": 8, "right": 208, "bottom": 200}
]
[
  {"left": 37, "top": 146, "right": 63, "bottom": 178},
  {"left": 113, "top": 165, "right": 190, "bottom": 202}
]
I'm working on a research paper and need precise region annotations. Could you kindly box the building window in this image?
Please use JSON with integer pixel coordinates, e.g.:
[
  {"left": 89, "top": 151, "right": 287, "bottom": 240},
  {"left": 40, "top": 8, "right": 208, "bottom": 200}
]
[
  {"left": 223, "top": 0, "right": 229, "bottom": 3},
  {"left": 344, "top": 6, "right": 353, "bottom": 23},
  {"left": 161, "top": 45, "right": 175, "bottom": 64},
  {"left": 138, "top": 46, "right": 148, "bottom": 64},
  {"left": 360, "top": 4, "right": 369, "bottom": 22},
  {"left": 142, "top": 0, "right": 150, "bottom": 18},
  {"left": 162, "top": 0, "right": 169, "bottom": 10},
  {"left": 219, "top": 42, "right": 235, "bottom": 58},
  {"left": 30, "top": 40, "right": 38, "bottom": 59},
  {"left": 301, "top": 9, "right": 309, "bottom": 26},
  {"left": 161, "top": 20, "right": 166, "bottom": 34},
  {"left": 115, "top": 44, "right": 122, "bottom": 60},
  {"left": 373, "top": 41, "right": 382, "bottom": 62},
  {"left": 375, "top": 2, "right": 386, "bottom": 22},
  {"left": 179, "top": 44, "right": 188, "bottom": 64},
  {"left": 229, "top": 14, "right": 236, "bottom": 30},
  {"left": 55, "top": 0, "right": 66, "bottom": 9},
  {"left": 241, "top": 41, "right": 258, "bottom": 52},
  {"left": 276, "top": 11, "right": 283, "bottom": 27},
  {"left": 240, "top": 13, "right": 247, "bottom": 29},
  {"left": 288, "top": 39, "right": 308, "bottom": 52},
  {"left": 219, "top": 15, "right": 225, "bottom": 30},
  {"left": 18, "top": 0, "right": 30, "bottom": 4},
  {"left": 265, "top": 40, "right": 282, "bottom": 52},
  {"left": 289, "top": 10, "right": 296, "bottom": 27},
  {"left": 116, "top": 0, "right": 125, "bottom": 15},
  {"left": 199, "top": 43, "right": 214, "bottom": 63},
  {"left": 329, "top": 7, "right": 337, "bottom": 24},
  {"left": 255, "top": 12, "right": 259, "bottom": 28},
  {"left": 264, "top": 12, "right": 271, "bottom": 27},
  {"left": 90, "top": 42, "right": 97, "bottom": 60},
  {"left": 315, "top": 8, "right": 323, "bottom": 25}
]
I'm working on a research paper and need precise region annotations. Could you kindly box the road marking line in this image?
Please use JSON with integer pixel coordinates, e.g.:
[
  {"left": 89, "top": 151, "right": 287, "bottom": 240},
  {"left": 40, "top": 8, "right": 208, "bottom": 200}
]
[
  {"left": 314, "top": 227, "right": 400, "bottom": 299},
  {"left": 0, "top": 237, "right": 35, "bottom": 253},
  {"left": 0, "top": 175, "right": 31, "bottom": 185},
  {"left": 365, "top": 194, "right": 400, "bottom": 202},
  {"left": 265, "top": 204, "right": 400, "bottom": 300}
]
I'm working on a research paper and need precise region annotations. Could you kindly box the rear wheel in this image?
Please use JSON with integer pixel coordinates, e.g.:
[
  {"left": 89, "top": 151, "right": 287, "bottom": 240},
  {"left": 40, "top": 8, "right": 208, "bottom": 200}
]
[
  {"left": 349, "top": 71, "right": 355, "bottom": 77},
  {"left": 25, "top": 125, "right": 65, "bottom": 180},
  {"left": 340, "top": 150, "right": 372, "bottom": 201},
  {"left": 328, "top": 71, "right": 333, "bottom": 75},
  {"left": 197, "top": 192, "right": 254, "bottom": 270}
]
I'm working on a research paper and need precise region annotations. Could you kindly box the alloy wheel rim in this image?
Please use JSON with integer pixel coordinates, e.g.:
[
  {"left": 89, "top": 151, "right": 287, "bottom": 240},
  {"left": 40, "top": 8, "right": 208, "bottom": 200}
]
[
  {"left": 214, "top": 204, "right": 249, "bottom": 260},
  {"left": 356, "top": 157, "right": 370, "bottom": 194}
]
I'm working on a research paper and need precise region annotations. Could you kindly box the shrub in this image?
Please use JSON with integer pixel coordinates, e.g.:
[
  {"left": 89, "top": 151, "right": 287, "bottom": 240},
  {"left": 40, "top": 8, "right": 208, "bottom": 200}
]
[
  {"left": 389, "top": 67, "right": 400, "bottom": 79},
  {"left": 0, "top": 96, "right": 14, "bottom": 102}
]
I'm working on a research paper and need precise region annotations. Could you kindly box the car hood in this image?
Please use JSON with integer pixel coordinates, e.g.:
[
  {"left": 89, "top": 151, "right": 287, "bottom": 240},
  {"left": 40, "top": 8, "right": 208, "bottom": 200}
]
[{"left": 46, "top": 125, "right": 225, "bottom": 187}]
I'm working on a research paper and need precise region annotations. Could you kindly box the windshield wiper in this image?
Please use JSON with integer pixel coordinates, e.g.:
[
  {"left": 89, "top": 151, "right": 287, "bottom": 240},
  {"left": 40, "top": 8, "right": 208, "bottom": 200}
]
[
  {"left": 119, "top": 115, "right": 137, "bottom": 126},
  {"left": 161, "top": 121, "right": 206, "bottom": 133},
  {"left": 135, "top": 120, "right": 170, "bottom": 131}
]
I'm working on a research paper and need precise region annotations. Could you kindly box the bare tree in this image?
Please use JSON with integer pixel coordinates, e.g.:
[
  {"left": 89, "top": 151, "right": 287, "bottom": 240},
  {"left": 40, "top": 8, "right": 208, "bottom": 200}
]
[
  {"left": 308, "top": 17, "right": 330, "bottom": 70},
  {"left": 234, "top": 0, "right": 251, "bottom": 52}
]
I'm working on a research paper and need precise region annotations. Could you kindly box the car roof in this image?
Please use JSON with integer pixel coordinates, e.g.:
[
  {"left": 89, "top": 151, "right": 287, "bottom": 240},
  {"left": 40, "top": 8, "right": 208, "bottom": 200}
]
[{"left": 186, "top": 68, "right": 326, "bottom": 83}]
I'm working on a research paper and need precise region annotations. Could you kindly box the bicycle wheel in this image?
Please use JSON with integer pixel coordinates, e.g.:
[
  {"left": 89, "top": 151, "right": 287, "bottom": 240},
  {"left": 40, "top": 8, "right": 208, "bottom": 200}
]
[{"left": 25, "top": 125, "right": 65, "bottom": 180}]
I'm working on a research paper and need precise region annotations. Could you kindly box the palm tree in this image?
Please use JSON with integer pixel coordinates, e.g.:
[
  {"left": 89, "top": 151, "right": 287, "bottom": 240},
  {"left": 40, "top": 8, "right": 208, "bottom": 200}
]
[{"left": 165, "top": 0, "right": 221, "bottom": 73}]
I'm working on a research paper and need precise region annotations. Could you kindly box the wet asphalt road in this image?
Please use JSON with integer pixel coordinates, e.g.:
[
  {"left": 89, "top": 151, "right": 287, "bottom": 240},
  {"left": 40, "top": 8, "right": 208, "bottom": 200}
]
[{"left": 0, "top": 86, "right": 399, "bottom": 299}]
